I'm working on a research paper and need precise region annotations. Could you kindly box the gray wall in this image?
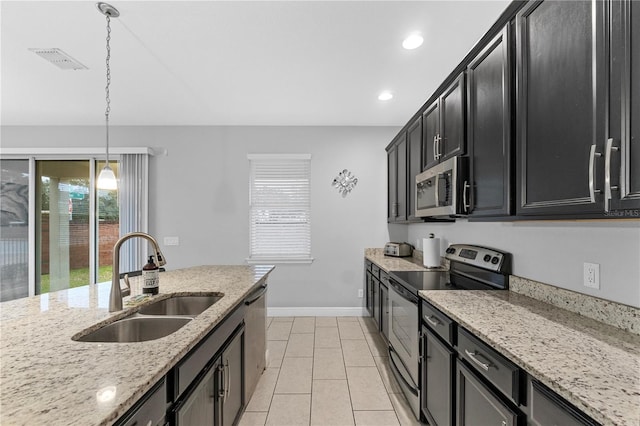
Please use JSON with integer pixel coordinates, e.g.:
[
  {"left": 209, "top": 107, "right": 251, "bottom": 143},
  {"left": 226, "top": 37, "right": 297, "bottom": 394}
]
[
  {"left": 3, "top": 125, "right": 639, "bottom": 309},
  {"left": 1, "top": 125, "right": 398, "bottom": 311},
  {"left": 405, "top": 220, "right": 640, "bottom": 308}
]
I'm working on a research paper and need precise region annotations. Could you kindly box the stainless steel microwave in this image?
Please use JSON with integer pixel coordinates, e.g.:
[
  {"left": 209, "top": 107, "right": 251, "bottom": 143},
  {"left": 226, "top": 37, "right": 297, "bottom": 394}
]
[{"left": 415, "top": 156, "right": 468, "bottom": 217}]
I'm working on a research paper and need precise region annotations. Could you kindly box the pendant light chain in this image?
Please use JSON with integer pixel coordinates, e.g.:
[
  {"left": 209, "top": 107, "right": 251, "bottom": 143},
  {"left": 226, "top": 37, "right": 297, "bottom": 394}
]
[
  {"left": 96, "top": 2, "right": 119, "bottom": 190},
  {"left": 104, "top": 14, "right": 112, "bottom": 165}
]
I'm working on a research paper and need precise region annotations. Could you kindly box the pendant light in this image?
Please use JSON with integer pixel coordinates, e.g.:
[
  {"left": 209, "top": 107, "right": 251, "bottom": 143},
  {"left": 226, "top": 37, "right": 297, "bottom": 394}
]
[{"left": 96, "top": 2, "right": 119, "bottom": 190}]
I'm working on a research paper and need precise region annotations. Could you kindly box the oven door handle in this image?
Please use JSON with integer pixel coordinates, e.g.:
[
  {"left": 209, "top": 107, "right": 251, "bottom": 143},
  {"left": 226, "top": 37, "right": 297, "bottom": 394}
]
[{"left": 388, "top": 346, "right": 419, "bottom": 396}]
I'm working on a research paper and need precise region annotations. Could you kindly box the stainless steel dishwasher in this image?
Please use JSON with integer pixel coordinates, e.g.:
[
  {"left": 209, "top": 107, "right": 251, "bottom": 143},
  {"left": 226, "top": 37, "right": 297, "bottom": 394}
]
[{"left": 243, "top": 282, "right": 268, "bottom": 403}]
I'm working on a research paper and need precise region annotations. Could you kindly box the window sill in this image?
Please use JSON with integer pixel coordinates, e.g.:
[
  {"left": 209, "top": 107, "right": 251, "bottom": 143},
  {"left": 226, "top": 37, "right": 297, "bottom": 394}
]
[{"left": 246, "top": 257, "right": 314, "bottom": 265}]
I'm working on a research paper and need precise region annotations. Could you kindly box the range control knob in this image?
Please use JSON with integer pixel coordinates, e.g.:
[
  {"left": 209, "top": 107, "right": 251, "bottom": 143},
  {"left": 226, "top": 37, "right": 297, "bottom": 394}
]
[
  {"left": 446, "top": 247, "right": 456, "bottom": 254},
  {"left": 491, "top": 256, "right": 500, "bottom": 265},
  {"left": 483, "top": 254, "right": 492, "bottom": 262}
]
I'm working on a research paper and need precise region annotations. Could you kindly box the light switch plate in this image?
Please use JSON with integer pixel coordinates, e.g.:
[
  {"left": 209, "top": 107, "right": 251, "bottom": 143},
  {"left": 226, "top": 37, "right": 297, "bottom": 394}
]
[{"left": 164, "top": 236, "right": 179, "bottom": 246}]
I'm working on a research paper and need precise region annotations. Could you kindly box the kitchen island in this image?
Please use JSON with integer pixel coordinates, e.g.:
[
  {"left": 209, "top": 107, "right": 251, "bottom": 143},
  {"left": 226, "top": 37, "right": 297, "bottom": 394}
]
[{"left": 0, "top": 264, "right": 273, "bottom": 426}]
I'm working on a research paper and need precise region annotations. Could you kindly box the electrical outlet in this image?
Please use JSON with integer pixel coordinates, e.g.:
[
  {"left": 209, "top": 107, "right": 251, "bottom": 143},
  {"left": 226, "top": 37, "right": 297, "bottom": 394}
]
[
  {"left": 583, "top": 262, "right": 600, "bottom": 289},
  {"left": 358, "top": 289, "right": 364, "bottom": 298},
  {"left": 164, "top": 236, "right": 179, "bottom": 246}
]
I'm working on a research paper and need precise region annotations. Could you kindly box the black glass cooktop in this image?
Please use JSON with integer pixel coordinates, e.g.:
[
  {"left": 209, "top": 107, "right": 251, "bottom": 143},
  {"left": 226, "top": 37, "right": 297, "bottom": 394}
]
[
  {"left": 389, "top": 270, "right": 450, "bottom": 293},
  {"left": 389, "top": 268, "right": 503, "bottom": 294}
]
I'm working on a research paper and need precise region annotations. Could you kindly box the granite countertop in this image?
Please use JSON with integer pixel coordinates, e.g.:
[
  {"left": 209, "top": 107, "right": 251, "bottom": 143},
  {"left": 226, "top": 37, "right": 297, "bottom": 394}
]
[
  {"left": 420, "top": 290, "right": 640, "bottom": 426},
  {"left": 365, "top": 248, "right": 440, "bottom": 272},
  {"left": 0, "top": 264, "right": 274, "bottom": 426}
]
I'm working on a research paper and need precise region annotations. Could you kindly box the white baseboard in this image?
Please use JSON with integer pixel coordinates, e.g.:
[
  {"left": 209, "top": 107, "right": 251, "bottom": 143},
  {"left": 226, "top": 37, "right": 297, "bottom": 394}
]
[{"left": 267, "top": 307, "right": 366, "bottom": 317}]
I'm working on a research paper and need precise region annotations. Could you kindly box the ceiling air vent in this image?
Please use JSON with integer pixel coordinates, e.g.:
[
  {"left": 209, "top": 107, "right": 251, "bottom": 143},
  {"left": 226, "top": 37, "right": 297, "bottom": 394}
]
[{"left": 29, "top": 48, "right": 88, "bottom": 70}]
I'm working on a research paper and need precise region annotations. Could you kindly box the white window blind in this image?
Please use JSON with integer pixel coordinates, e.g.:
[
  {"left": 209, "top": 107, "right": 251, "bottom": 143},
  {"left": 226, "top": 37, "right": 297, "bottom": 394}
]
[{"left": 248, "top": 154, "right": 312, "bottom": 263}]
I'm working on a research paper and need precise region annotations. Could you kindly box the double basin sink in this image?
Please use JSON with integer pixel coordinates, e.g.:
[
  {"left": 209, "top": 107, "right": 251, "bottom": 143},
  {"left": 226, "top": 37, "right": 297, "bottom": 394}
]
[{"left": 73, "top": 294, "right": 223, "bottom": 343}]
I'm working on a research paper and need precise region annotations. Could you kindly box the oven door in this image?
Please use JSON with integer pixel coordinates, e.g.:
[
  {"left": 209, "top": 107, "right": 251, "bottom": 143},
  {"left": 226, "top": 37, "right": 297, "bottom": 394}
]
[{"left": 388, "top": 280, "right": 420, "bottom": 418}]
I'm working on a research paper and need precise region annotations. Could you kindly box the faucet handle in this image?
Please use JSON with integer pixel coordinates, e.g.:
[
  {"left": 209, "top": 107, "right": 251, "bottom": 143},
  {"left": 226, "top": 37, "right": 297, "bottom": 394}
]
[
  {"left": 122, "top": 273, "right": 131, "bottom": 298},
  {"left": 155, "top": 249, "right": 167, "bottom": 267}
]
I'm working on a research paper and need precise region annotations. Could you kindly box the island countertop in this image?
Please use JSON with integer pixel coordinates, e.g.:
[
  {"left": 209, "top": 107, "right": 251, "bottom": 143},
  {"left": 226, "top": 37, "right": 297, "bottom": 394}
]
[
  {"left": 420, "top": 290, "right": 640, "bottom": 426},
  {"left": 0, "top": 264, "right": 274, "bottom": 426}
]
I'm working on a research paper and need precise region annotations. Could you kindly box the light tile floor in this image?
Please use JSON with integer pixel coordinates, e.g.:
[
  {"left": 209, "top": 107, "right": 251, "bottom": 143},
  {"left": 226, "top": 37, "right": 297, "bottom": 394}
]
[{"left": 239, "top": 316, "right": 422, "bottom": 426}]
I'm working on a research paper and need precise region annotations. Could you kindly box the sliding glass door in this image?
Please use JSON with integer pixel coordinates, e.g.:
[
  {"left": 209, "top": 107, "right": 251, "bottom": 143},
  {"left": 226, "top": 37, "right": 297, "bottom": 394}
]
[
  {"left": 0, "top": 158, "right": 121, "bottom": 301},
  {"left": 0, "top": 160, "right": 30, "bottom": 301}
]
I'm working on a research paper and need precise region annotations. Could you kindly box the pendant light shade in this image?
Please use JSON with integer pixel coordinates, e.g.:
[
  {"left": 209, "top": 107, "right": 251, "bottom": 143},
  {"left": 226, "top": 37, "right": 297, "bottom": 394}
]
[
  {"left": 97, "top": 2, "right": 119, "bottom": 190},
  {"left": 97, "top": 164, "right": 118, "bottom": 190}
]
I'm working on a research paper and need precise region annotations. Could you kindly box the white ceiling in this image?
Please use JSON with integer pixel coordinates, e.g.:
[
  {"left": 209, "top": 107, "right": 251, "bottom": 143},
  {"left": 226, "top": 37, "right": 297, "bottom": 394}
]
[{"left": 1, "top": 1, "right": 510, "bottom": 126}]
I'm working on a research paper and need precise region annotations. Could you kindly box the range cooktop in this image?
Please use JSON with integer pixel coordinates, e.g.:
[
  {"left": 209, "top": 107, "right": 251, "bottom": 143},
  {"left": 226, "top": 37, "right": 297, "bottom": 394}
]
[{"left": 389, "top": 244, "right": 512, "bottom": 295}]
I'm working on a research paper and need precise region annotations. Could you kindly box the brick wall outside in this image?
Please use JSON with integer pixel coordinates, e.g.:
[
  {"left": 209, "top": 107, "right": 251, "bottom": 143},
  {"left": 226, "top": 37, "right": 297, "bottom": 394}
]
[{"left": 40, "top": 213, "right": 119, "bottom": 274}]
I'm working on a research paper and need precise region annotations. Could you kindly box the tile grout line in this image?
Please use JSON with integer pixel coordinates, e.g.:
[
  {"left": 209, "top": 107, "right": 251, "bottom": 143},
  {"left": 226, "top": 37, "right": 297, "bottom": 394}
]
[{"left": 254, "top": 316, "right": 410, "bottom": 426}]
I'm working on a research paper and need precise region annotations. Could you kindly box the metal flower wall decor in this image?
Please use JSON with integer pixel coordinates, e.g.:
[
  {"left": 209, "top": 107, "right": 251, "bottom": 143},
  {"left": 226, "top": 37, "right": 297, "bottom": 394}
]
[{"left": 332, "top": 169, "right": 358, "bottom": 197}]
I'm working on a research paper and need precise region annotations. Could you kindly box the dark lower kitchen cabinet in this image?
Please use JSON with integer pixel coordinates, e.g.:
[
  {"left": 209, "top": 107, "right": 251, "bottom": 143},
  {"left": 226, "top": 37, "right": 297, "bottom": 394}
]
[
  {"left": 419, "top": 300, "right": 599, "bottom": 426},
  {"left": 515, "top": 0, "right": 609, "bottom": 216},
  {"left": 219, "top": 325, "right": 244, "bottom": 426},
  {"left": 115, "top": 379, "right": 167, "bottom": 426},
  {"left": 421, "top": 327, "right": 455, "bottom": 426},
  {"left": 365, "top": 270, "right": 373, "bottom": 316},
  {"left": 176, "top": 365, "right": 216, "bottom": 425},
  {"left": 456, "top": 359, "right": 522, "bottom": 426},
  {"left": 372, "top": 274, "right": 380, "bottom": 329},
  {"left": 527, "top": 378, "right": 600, "bottom": 426},
  {"left": 423, "top": 74, "right": 466, "bottom": 171},
  {"left": 175, "top": 324, "right": 245, "bottom": 426},
  {"left": 467, "top": 25, "right": 513, "bottom": 217},
  {"left": 379, "top": 278, "right": 389, "bottom": 340},
  {"left": 407, "top": 117, "right": 423, "bottom": 221},
  {"left": 387, "top": 132, "right": 408, "bottom": 222},
  {"left": 608, "top": 0, "right": 640, "bottom": 214}
]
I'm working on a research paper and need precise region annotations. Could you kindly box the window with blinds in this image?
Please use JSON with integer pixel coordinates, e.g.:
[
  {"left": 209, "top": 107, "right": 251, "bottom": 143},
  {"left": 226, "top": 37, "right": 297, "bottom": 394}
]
[{"left": 248, "top": 154, "right": 312, "bottom": 263}]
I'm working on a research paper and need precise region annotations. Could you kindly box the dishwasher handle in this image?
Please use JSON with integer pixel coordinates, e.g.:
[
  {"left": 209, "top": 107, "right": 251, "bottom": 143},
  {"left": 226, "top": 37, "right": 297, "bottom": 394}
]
[{"left": 245, "top": 284, "right": 268, "bottom": 305}]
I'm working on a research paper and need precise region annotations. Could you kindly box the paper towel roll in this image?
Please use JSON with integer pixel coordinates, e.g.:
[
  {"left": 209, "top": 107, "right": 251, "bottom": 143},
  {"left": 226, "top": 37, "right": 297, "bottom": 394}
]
[{"left": 423, "top": 237, "right": 441, "bottom": 268}]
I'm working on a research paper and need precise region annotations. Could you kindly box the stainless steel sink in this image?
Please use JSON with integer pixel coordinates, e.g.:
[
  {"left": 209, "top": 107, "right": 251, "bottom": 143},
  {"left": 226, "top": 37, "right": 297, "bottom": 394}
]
[
  {"left": 137, "top": 294, "right": 223, "bottom": 316},
  {"left": 74, "top": 316, "right": 192, "bottom": 343}
]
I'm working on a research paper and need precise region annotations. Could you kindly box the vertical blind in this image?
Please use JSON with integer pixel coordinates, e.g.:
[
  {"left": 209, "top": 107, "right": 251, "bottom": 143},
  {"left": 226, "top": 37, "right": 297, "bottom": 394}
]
[
  {"left": 118, "top": 153, "right": 149, "bottom": 272},
  {"left": 248, "top": 154, "right": 312, "bottom": 263}
]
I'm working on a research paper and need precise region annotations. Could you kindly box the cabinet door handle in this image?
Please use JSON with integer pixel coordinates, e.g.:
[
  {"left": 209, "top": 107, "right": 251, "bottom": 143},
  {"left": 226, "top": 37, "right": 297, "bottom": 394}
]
[
  {"left": 463, "top": 180, "right": 471, "bottom": 213},
  {"left": 464, "top": 349, "right": 492, "bottom": 371},
  {"left": 425, "top": 315, "right": 441, "bottom": 327},
  {"left": 226, "top": 360, "right": 231, "bottom": 402},
  {"left": 218, "top": 364, "right": 225, "bottom": 399},
  {"left": 433, "top": 135, "right": 438, "bottom": 161},
  {"left": 589, "top": 144, "right": 602, "bottom": 202},
  {"left": 604, "top": 138, "right": 619, "bottom": 212}
]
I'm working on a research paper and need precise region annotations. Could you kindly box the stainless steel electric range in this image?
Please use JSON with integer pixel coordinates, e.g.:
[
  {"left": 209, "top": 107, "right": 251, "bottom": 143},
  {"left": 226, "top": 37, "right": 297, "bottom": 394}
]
[{"left": 386, "top": 244, "right": 512, "bottom": 420}]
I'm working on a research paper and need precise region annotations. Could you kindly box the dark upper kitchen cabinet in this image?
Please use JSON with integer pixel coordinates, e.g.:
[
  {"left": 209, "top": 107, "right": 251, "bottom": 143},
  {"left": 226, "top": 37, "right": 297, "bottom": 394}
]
[
  {"left": 387, "top": 132, "right": 408, "bottom": 222},
  {"left": 407, "top": 117, "right": 423, "bottom": 221},
  {"left": 423, "top": 74, "right": 466, "bottom": 171},
  {"left": 467, "top": 25, "right": 513, "bottom": 217},
  {"left": 515, "top": 0, "right": 609, "bottom": 216},
  {"left": 608, "top": 0, "right": 640, "bottom": 214}
]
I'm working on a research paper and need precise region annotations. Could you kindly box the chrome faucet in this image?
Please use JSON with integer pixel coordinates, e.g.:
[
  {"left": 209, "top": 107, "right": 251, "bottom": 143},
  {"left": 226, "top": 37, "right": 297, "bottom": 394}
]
[{"left": 109, "top": 232, "right": 167, "bottom": 312}]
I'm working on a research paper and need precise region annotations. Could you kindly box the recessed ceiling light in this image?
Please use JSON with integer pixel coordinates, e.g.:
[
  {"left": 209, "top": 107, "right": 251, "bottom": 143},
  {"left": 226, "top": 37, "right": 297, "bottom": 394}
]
[
  {"left": 402, "top": 34, "right": 424, "bottom": 50},
  {"left": 378, "top": 91, "right": 393, "bottom": 101}
]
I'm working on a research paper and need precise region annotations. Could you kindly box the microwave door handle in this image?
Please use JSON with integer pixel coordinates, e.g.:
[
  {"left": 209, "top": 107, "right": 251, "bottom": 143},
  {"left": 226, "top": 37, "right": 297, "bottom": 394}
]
[{"left": 434, "top": 174, "right": 440, "bottom": 207}]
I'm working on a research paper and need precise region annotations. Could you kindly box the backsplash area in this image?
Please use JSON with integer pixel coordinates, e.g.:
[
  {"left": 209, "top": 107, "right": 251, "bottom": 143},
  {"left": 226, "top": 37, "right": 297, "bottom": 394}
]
[
  {"left": 510, "top": 276, "right": 640, "bottom": 335},
  {"left": 405, "top": 219, "right": 640, "bottom": 309}
]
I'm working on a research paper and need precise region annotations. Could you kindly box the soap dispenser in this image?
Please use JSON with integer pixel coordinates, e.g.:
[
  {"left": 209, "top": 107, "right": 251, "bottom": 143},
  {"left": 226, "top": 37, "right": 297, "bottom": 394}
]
[{"left": 142, "top": 255, "right": 159, "bottom": 295}]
